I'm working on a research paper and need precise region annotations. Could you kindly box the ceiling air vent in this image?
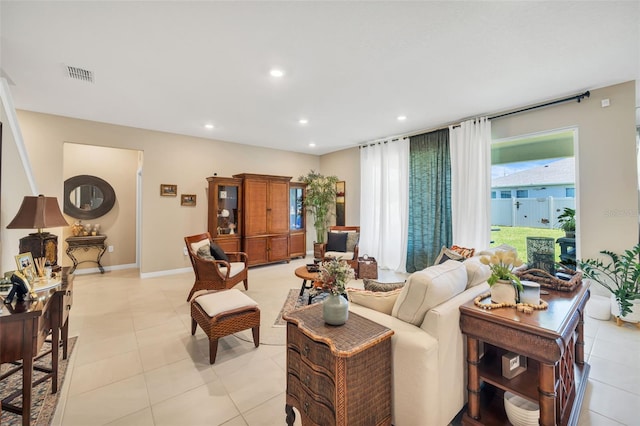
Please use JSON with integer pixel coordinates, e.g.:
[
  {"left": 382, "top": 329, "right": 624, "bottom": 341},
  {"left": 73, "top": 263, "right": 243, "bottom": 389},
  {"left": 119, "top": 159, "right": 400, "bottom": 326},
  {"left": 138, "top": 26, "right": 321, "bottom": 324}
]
[{"left": 66, "top": 65, "right": 94, "bottom": 83}]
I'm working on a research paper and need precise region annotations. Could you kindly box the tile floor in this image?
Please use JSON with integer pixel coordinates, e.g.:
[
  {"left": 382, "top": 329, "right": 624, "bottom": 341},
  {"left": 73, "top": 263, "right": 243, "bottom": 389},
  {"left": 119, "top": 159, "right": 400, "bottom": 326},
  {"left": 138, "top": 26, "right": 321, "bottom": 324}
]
[{"left": 50, "top": 258, "right": 639, "bottom": 425}]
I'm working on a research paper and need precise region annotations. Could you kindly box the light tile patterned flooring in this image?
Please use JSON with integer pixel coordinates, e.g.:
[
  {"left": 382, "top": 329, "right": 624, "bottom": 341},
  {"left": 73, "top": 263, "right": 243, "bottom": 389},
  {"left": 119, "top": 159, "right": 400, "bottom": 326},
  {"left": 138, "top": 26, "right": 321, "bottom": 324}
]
[{"left": 52, "top": 258, "right": 640, "bottom": 425}]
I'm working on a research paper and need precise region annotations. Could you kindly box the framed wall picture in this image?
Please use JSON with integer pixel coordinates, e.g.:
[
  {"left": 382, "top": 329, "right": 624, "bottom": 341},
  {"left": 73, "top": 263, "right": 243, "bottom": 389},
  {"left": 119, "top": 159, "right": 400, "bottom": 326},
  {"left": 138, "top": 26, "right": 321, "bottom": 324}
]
[
  {"left": 336, "top": 181, "right": 345, "bottom": 226},
  {"left": 160, "top": 184, "right": 177, "bottom": 196},
  {"left": 181, "top": 194, "right": 197, "bottom": 206},
  {"left": 15, "top": 252, "right": 36, "bottom": 281}
]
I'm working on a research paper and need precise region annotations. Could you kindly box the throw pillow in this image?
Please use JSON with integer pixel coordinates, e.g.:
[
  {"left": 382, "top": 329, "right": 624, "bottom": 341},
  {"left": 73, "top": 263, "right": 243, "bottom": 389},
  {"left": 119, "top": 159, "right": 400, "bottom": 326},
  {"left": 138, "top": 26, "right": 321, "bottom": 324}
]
[
  {"left": 391, "top": 260, "right": 468, "bottom": 326},
  {"left": 462, "top": 256, "right": 491, "bottom": 288},
  {"left": 434, "top": 246, "right": 465, "bottom": 264},
  {"left": 210, "top": 242, "right": 229, "bottom": 262},
  {"left": 347, "top": 288, "right": 403, "bottom": 315},
  {"left": 450, "top": 245, "right": 475, "bottom": 258},
  {"left": 326, "top": 232, "right": 348, "bottom": 252},
  {"left": 363, "top": 279, "right": 406, "bottom": 292},
  {"left": 346, "top": 232, "right": 360, "bottom": 253},
  {"left": 197, "top": 245, "right": 216, "bottom": 261}
]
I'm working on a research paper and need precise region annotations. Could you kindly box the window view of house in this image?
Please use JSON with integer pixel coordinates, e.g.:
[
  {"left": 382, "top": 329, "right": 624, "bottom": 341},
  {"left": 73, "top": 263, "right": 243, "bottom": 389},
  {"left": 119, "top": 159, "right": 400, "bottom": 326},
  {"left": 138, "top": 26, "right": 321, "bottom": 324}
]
[{"left": 490, "top": 130, "right": 576, "bottom": 266}]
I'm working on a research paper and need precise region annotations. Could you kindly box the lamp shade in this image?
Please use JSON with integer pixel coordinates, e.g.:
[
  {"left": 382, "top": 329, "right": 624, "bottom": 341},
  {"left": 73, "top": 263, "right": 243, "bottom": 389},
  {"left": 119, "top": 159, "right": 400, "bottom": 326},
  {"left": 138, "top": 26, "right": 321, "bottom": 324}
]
[{"left": 7, "top": 195, "right": 69, "bottom": 232}]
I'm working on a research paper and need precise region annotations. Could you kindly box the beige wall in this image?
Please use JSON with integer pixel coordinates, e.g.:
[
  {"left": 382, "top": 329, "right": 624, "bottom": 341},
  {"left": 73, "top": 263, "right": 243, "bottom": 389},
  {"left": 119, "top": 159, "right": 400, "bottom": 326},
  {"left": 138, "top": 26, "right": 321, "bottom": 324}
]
[
  {"left": 492, "top": 81, "right": 638, "bottom": 296},
  {"left": 62, "top": 143, "right": 139, "bottom": 271},
  {"left": 4, "top": 110, "right": 320, "bottom": 275},
  {"left": 320, "top": 147, "right": 361, "bottom": 228}
]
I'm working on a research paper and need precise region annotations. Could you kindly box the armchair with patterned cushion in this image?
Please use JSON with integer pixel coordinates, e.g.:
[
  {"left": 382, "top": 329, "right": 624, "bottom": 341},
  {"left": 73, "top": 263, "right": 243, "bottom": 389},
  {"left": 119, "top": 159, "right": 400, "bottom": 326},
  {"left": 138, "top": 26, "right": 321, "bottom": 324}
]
[
  {"left": 184, "top": 232, "right": 249, "bottom": 301},
  {"left": 317, "top": 226, "right": 360, "bottom": 275}
]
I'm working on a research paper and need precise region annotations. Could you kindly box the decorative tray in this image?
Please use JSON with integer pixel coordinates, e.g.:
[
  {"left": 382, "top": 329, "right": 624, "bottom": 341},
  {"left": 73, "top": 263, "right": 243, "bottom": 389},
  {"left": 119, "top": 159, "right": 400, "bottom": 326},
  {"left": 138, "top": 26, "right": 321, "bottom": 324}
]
[{"left": 515, "top": 267, "right": 582, "bottom": 292}]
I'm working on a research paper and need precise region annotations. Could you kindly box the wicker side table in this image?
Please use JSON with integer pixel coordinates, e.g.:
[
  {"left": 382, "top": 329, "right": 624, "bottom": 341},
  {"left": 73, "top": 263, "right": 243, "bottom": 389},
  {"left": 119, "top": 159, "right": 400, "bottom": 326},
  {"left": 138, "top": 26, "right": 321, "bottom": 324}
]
[{"left": 284, "top": 304, "right": 393, "bottom": 426}]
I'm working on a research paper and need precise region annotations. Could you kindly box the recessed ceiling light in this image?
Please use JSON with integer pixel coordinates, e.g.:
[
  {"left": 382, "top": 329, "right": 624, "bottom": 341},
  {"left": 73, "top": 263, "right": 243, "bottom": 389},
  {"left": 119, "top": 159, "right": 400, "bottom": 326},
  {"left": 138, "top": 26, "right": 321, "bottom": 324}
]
[
  {"left": 397, "top": 115, "right": 407, "bottom": 121},
  {"left": 270, "top": 69, "right": 284, "bottom": 77},
  {"left": 299, "top": 119, "right": 308, "bottom": 124},
  {"left": 308, "top": 142, "right": 316, "bottom": 148},
  {"left": 204, "top": 124, "right": 214, "bottom": 129}
]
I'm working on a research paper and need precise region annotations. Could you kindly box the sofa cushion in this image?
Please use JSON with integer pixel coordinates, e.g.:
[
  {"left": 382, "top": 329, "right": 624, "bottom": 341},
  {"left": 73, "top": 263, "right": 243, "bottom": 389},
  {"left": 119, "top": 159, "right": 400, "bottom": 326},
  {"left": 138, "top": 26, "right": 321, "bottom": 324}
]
[
  {"left": 463, "top": 256, "right": 492, "bottom": 288},
  {"left": 392, "top": 260, "right": 468, "bottom": 326},
  {"left": 347, "top": 288, "right": 403, "bottom": 315},
  {"left": 190, "top": 238, "right": 210, "bottom": 254},
  {"left": 197, "top": 245, "right": 216, "bottom": 261},
  {"left": 346, "top": 232, "right": 359, "bottom": 252},
  {"left": 326, "top": 232, "right": 348, "bottom": 252},
  {"left": 450, "top": 244, "right": 475, "bottom": 258},
  {"left": 434, "top": 246, "right": 465, "bottom": 264},
  {"left": 363, "top": 279, "right": 406, "bottom": 292},
  {"left": 210, "top": 242, "right": 229, "bottom": 262}
]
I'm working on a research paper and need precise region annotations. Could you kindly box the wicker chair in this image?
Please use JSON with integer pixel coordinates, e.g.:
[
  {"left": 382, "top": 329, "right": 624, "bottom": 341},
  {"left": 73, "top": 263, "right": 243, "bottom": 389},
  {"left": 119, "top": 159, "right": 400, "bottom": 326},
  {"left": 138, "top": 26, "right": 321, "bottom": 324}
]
[
  {"left": 317, "top": 226, "right": 360, "bottom": 275},
  {"left": 184, "top": 232, "right": 249, "bottom": 301}
]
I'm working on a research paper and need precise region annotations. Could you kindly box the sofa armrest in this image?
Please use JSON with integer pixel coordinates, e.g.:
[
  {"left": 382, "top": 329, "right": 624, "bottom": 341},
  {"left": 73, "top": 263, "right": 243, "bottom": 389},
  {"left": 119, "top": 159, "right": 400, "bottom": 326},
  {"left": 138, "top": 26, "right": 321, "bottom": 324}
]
[{"left": 420, "top": 283, "right": 490, "bottom": 424}]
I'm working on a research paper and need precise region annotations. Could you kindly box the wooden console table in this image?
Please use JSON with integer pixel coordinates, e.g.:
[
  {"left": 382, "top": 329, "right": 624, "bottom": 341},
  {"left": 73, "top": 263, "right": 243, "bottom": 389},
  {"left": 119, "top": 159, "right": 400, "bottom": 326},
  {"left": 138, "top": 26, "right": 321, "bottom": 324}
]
[
  {"left": 459, "top": 282, "right": 590, "bottom": 426},
  {"left": 66, "top": 235, "right": 107, "bottom": 273},
  {"left": 284, "top": 303, "right": 393, "bottom": 425},
  {"left": 0, "top": 270, "right": 73, "bottom": 425}
]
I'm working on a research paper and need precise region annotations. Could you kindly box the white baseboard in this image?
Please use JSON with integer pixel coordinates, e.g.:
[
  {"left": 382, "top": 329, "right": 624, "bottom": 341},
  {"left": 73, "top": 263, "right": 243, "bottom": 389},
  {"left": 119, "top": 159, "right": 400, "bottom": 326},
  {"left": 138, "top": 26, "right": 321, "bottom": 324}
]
[
  {"left": 71, "top": 263, "right": 138, "bottom": 275},
  {"left": 140, "top": 267, "right": 191, "bottom": 279}
]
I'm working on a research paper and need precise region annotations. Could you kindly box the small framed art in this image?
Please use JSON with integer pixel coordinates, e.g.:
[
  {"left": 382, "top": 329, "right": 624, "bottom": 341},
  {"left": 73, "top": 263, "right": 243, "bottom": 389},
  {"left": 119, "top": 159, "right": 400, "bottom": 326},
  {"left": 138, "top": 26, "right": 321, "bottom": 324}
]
[
  {"left": 181, "top": 194, "right": 197, "bottom": 206},
  {"left": 15, "top": 252, "right": 36, "bottom": 281},
  {"left": 160, "top": 184, "right": 177, "bottom": 196}
]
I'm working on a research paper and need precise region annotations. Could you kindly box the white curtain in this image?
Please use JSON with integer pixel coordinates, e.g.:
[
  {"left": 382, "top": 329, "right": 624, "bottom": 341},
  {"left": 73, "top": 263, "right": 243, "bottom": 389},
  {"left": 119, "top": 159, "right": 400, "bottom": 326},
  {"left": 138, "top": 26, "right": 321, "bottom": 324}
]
[
  {"left": 449, "top": 117, "right": 492, "bottom": 250},
  {"left": 360, "top": 138, "right": 410, "bottom": 272}
]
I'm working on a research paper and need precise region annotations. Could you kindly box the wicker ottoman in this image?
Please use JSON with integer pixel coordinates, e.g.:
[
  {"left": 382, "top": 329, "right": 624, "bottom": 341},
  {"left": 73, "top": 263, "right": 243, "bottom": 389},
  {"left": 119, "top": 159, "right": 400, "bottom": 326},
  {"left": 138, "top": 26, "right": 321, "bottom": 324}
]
[{"left": 191, "top": 289, "right": 260, "bottom": 364}]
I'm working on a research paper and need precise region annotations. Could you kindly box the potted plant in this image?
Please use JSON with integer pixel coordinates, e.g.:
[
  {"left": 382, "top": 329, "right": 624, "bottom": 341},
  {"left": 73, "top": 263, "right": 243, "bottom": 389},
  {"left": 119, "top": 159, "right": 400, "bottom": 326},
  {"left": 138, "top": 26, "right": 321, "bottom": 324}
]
[
  {"left": 298, "top": 170, "right": 339, "bottom": 246},
  {"left": 557, "top": 207, "right": 576, "bottom": 238},
  {"left": 579, "top": 244, "right": 640, "bottom": 325},
  {"left": 480, "top": 251, "right": 524, "bottom": 304},
  {"left": 319, "top": 258, "right": 355, "bottom": 325}
]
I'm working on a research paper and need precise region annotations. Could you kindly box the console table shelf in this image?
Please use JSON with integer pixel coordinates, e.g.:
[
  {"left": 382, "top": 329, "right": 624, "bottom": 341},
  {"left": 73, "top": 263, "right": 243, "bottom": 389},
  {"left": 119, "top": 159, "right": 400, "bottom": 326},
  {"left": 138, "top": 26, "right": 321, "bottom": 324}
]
[{"left": 65, "top": 235, "right": 107, "bottom": 273}]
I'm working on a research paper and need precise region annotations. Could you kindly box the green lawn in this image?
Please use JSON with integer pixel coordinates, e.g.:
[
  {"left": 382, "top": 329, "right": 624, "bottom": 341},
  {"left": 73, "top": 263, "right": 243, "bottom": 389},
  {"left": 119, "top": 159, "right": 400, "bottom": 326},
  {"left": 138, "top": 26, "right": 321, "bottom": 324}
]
[{"left": 490, "top": 226, "right": 564, "bottom": 262}]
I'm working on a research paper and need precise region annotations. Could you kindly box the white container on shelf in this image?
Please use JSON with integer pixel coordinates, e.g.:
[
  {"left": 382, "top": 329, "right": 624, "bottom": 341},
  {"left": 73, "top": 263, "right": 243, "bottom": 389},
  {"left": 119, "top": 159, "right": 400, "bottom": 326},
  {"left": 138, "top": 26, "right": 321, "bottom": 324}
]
[{"left": 504, "top": 391, "right": 539, "bottom": 426}]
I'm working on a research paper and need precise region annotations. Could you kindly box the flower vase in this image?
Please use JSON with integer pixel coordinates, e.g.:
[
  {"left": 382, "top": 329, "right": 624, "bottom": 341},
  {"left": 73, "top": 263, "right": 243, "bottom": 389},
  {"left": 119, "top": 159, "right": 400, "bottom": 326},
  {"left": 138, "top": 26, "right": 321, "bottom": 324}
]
[
  {"left": 491, "top": 279, "right": 517, "bottom": 304},
  {"left": 323, "top": 293, "right": 349, "bottom": 325}
]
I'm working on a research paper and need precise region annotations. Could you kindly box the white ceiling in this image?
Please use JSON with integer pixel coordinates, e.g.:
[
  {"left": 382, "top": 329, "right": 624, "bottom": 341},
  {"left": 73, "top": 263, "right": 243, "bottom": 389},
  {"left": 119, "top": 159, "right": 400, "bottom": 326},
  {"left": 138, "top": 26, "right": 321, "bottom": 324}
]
[{"left": 1, "top": 1, "right": 638, "bottom": 155}]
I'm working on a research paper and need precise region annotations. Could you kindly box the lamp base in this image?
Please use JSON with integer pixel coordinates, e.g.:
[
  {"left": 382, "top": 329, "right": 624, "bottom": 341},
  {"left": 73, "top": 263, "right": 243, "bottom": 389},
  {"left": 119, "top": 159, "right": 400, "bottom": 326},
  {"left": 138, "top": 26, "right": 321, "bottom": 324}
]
[{"left": 19, "top": 232, "right": 59, "bottom": 266}]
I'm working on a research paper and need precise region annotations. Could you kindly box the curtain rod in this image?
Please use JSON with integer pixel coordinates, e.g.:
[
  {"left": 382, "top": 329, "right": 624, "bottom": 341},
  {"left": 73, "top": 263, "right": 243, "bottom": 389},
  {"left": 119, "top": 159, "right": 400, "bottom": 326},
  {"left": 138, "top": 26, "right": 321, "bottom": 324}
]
[{"left": 359, "top": 90, "right": 591, "bottom": 147}]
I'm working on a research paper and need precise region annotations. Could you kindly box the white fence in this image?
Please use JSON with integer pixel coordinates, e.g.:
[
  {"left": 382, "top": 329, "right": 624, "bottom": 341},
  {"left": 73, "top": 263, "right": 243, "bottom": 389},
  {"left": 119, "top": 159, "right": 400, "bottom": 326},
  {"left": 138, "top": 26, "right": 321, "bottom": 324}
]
[{"left": 491, "top": 197, "right": 575, "bottom": 228}]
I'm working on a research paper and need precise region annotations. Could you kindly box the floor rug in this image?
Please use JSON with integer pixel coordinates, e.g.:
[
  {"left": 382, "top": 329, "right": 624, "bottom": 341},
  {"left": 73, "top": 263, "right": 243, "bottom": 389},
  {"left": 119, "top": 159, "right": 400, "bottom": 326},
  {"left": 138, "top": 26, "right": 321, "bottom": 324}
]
[
  {"left": 273, "top": 289, "right": 327, "bottom": 327},
  {"left": 0, "top": 337, "right": 77, "bottom": 426}
]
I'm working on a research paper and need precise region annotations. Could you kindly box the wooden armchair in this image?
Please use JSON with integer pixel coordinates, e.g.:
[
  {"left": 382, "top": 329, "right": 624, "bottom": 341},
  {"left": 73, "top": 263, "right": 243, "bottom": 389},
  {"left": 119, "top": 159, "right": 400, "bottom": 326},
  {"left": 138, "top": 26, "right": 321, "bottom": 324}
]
[
  {"left": 317, "top": 226, "right": 360, "bottom": 274},
  {"left": 184, "top": 232, "right": 249, "bottom": 301}
]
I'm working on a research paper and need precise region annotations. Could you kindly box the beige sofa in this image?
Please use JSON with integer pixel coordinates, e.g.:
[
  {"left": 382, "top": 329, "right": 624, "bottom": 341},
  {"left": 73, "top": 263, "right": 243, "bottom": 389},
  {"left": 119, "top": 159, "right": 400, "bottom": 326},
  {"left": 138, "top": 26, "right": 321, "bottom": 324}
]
[{"left": 348, "top": 257, "right": 491, "bottom": 426}]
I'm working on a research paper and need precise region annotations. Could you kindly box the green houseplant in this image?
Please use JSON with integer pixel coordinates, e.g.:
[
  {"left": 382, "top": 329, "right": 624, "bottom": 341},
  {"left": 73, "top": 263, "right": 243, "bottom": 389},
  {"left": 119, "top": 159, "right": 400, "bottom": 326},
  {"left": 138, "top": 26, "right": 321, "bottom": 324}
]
[
  {"left": 298, "top": 170, "right": 339, "bottom": 244},
  {"left": 480, "top": 250, "right": 524, "bottom": 303},
  {"left": 579, "top": 244, "right": 640, "bottom": 322},
  {"left": 557, "top": 207, "right": 576, "bottom": 238}
]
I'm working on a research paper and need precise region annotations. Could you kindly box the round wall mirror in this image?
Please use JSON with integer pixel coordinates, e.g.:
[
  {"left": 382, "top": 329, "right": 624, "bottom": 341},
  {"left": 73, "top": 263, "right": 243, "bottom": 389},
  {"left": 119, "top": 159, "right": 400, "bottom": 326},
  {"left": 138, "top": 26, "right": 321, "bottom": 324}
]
[{"left": 64, "top": 175, "right": 116, "bottom": 219}]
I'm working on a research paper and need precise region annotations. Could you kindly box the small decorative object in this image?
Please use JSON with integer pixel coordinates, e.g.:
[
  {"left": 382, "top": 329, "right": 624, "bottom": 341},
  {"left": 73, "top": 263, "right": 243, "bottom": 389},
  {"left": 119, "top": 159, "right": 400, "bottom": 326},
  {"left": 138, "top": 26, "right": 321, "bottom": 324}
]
[
  {"left": 228, "top": 223, "right": 236, "bottom": 234},
  {"left": 92, "top": 224, "right": 100, "bottom": 236},
  {"left": 502, "top": 352, "right": 527, "bottom": 379},
  {"left": 319, "top": 258, "right": 355, "bottom": 325},
  {"left": 71, "top": 221, "right": 84, "bottom": 236},
  {"left": 181, "top": 194, "right": 197, "bottom": 206},
  {"left": 5, "top": 270, "right": 35, "bottom": 303},
  {"left": 160, "top": 184, "right": 178, "bottom": 196},
  {"left": 504, "top": 391, "right": 540, "bottom": 426},
  {"left": 44, "top": 260, "right": 52, "bottom": 280},
  {"left": 579, "top": 243, "right": 640, "bottom": 326},
  {"left": 527, "top": 237, "right": 556, "bottom": 275},
  {"left": 358, "top": 255, "right": 378, "bottom": 279},
  {"left": 34, "top": 256, "right": 47, "bottom": 277},
  {"left": 15, "top": 252, "right": 37, "bottom": 282},
  {"left": 83, "top": 223, "right": 92, "bottom": 236},
  {"left": 480, "top": 250, "right": 524, "bottom": 304},
  {"left": 520, "top": 281, "right": 541, "bottom": 305}
]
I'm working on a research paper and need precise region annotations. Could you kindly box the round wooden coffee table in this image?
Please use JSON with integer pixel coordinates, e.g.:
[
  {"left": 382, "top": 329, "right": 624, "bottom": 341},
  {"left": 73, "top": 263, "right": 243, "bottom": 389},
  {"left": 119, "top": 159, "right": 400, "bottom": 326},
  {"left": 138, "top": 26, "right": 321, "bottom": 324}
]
[{"left": 294, "top": 265, "right": 322, "bottom": 304}]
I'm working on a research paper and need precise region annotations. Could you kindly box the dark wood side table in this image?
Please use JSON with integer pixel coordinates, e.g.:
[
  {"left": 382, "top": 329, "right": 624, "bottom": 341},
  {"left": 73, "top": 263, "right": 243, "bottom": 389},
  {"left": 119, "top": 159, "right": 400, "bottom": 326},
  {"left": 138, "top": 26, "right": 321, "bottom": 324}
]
[
  {"left": 284, "top": 303, "right": 393, "bottom": 426},
  {"left": 459, "top": 282, "right": 590, "bottom": 426},
  {"left": 66, "top": 235, "right": 107, "bottom": 273},
  {"left": 0, "top": 270, "right": 73, "bottom": 425}
]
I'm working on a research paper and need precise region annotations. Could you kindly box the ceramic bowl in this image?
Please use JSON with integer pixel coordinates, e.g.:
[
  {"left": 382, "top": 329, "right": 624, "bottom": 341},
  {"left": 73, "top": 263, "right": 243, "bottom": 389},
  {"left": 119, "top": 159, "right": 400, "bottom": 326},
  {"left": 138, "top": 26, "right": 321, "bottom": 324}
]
[{"left": 504, "top": 391, "right": 539, "bottom": 426}]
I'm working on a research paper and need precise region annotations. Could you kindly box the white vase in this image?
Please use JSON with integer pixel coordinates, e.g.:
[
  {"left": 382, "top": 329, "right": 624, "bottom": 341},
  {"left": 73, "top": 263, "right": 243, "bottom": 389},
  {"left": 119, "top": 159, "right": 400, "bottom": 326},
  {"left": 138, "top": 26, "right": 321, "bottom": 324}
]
[
  {"left": 323, "top": 293, "right": 349, "bottom": 325},
  {"left": 610, "top": 294, "right": 640, "bottom": 324},
  {"left": 491, "top": 280, "right": 517, "bottom": 304}
]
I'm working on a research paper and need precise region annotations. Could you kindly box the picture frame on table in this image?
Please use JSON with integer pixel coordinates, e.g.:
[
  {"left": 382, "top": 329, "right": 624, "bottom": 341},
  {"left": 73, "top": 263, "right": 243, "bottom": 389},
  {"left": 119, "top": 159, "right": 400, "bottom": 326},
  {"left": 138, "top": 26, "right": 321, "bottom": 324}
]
[
  {"left": 15, "top": 252, "right": 36, "bottom": 281},
  {"left": 181, "top": 194, "right": 197, "bottom": 206},
  {"left": 160, "top": 184, "right": 178, "bottom": 196}
]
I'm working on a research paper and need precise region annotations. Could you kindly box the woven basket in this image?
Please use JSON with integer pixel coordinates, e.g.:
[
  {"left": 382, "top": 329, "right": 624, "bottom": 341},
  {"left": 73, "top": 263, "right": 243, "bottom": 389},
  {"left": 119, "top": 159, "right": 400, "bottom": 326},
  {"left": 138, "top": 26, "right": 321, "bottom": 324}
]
[{"left": 515, "top": 267, "right": 582, "bottom": 292}]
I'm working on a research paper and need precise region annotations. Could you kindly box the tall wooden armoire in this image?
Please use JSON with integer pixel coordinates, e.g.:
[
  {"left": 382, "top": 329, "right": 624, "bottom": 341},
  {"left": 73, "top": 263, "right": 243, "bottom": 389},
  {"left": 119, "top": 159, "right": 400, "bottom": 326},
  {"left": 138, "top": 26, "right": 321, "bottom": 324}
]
[
  {"left": 206, "top": 176, "right": 243, "bottom": 252},
  {"left": 233, "top": 173, "right": 291, "bottom": 266}
]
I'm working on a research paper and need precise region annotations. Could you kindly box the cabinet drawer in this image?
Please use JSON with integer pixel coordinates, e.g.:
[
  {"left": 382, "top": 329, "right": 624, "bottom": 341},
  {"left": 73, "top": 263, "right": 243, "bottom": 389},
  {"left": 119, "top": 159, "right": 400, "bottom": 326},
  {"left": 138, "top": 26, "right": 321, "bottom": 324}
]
[
  {"left": 287, "top": 324, "right": 335, "bottom": 373},
  {"left": 287, "top": 373, "right": 336, "bottom": 425},
  {"left": 287, "top": 349, "right": 335, "bottom": 406}
]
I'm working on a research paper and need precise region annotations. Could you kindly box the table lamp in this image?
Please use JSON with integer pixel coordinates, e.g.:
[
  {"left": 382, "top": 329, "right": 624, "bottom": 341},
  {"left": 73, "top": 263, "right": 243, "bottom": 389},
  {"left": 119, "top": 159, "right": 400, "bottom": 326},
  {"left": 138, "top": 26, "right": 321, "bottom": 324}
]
[{"left": 6, "top": 194, "right": 69, "bottom": 268}]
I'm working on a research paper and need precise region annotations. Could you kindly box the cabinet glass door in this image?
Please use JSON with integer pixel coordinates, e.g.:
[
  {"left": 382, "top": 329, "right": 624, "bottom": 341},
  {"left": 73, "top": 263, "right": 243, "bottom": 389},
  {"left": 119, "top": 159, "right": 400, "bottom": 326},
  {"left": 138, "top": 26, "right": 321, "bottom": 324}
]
[
  {"left": 290, "top": 186, "right": 304, "bottom": 230},
  {"left": 217, "top": 185, "right": 239, "bottom": 236}
]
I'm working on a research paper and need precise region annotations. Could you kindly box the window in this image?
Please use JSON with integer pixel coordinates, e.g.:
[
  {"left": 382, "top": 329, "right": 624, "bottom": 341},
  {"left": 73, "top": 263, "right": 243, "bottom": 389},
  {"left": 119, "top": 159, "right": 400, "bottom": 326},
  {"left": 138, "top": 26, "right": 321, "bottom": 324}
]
[
  {"left": 491, "top": 191, "right": 496, "bottom": 199},
  {"left": 565, "top": 187, "right": 575, "bottom": 197},
  {"left": 516, "top": 190, "right": 528, "bottom": 198},
  {"left": 500, "top": 190, "right": 511, "bottom": 199}
]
